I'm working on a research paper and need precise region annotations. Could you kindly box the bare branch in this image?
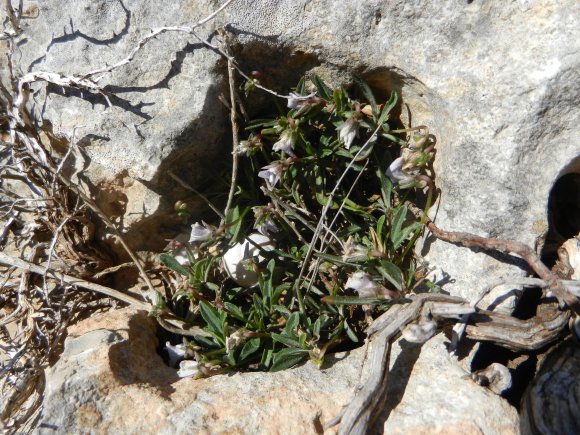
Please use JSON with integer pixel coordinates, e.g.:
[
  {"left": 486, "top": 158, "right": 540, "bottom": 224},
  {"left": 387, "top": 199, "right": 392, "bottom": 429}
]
[
  {"left": 406, "top": 202, "right": 580, "bottom": 314},
  {"left": 221, "top": 29, "right": 240, "bottom": 224}
]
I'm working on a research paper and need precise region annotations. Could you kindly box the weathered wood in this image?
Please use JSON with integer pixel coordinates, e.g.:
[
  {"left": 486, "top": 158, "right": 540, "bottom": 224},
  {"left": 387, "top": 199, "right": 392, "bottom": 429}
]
[
  {"left": 520, "top": 339, "right": 580, "bottom": 434},
  {"left": 465, "top": 303, "right": 570, "bottom": 351}
]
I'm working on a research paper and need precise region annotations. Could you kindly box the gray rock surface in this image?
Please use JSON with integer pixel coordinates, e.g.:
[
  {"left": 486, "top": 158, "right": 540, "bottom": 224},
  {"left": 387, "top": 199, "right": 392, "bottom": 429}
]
[
  {"left": 36, "top": 309, "right": 519, "bottom": 434},
  {"left": 4, "top": 0, "right": 579, "bottom": 433},
  {"left": 6, "top": 0, "right": 579, "bottom": 293}
]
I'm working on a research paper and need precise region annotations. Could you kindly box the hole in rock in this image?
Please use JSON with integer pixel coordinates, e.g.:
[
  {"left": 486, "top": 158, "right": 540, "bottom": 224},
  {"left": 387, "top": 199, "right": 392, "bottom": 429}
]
[
  {"left": 542, "top": 166, "right": 580, "bottom": 268},
  {"left": 144, "top": 40, "right": 444, "bottom": 373},
  {"left": 471, "top": 158, "right": 580, "bottom": 408},
  {"left": 469, "top": 289, "right": 543, "bottom": 408}
]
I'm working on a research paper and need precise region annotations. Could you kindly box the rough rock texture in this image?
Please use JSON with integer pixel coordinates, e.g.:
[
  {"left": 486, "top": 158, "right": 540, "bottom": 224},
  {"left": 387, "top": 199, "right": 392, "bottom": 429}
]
[
  {"left": 6, "top": 0, "right": 579, "bottom": 273},
  {"left": 4, "top": 0, "right": 579, "bottom": 433},
  {"left": 36, "top": 309, "right": 519, "bottom": 434}
]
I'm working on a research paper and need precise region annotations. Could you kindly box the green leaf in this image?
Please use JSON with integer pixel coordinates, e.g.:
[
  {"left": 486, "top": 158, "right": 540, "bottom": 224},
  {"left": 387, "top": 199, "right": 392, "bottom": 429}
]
[
  {"left": 269, "top": 348, "right": 309, "bottom": 372},
  {"left": 225, "top": 205, "right": 249, "bottom": 243},
  {"left": 298, "top": 332, "right": 307, "bottom": 348},
  {"left": 391, "top": 214, "right": 422, "bottom": 251},
  {"left": 159, "top": 253, "right": 189, "bottom": 276},
  {"left": 377, "top": 90, "right": 398, "bottom": 126},
  {"left": 240, "top": 338, "right": 262, "bottom": 361},
  {"left": 312, "top": 74, "right": 333, "bottom": 101},
  {"left": 314, "top": 252, "right": 360, "bottom": 266},
  {"left": 390, "top": 205, "right": 407, "bottom": 249},
  {"left": 272, "top": 304, "right": 292, "bottom": 317},
  {"left": 223, "top": 302, "right": 246, "bottom": 322},
  {"left": 271, "top": 333, "right": 302, "bottom": 348},
  {"left": 376, "top": 260, "right": 403, "bottom": 291},
  {"left": 272, "top": 283, "right": 291, "bottom": 306},
  {"left": 353, "top": 75, "right": 377, "bottom": 117},
  {"left": 261, "top": 348, "right": 274, "bottom": 368},
  {"left": 199, "top": 300, "right": 226, "bottom": 342},
  {"left": 313, "top": 317, "right": 322, "bottom": 339},
  {"left": 375, "top": 163, "right": 393, "bottom": 208},
  {"left": 376, "top": 214, "right": 386, "bottom": 244},
  {"left": 295, "top": 76, "right": 306, "bottom": 95},
  {"left": 344, "top": 321, "right": 359, "bottom": 343},
  {"left": 258, "top": 259, "right": 276, "bottom": 305},
  {"left": 285, "top": 312, "right": 300, "bottom": 336},
  {"left": 333, "top": 87, "right": 344, "bottom": 113}
]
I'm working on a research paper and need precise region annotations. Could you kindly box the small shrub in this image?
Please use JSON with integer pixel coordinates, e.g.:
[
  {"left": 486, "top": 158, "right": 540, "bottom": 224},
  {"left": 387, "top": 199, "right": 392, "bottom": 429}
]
[{"left": 159, "top": 75, "right": 435, "bottom": 376}]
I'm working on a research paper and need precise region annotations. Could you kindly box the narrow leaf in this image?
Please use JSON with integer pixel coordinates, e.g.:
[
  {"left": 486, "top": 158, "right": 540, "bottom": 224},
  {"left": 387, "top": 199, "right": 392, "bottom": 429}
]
[
  {"left": 353, "top": 75, "right": 377, "bottom": 117},
  {"left": 390, "top": 205, "right": 407, "bottom": 249},
  {"left": 321, "top": 295, "right": 394, "bottom": 305},
  {"left": 312, "top": 74, "right": 333, "bottom": 101},
  {"left": 285, "top": 312, "right": 300, "bottom": 335},
  {"left": 376, "top": 260, "right": 403, "bottom": 291},
  {"left": 240, "top": 338, "right": 262, "bottom": 361},
  {"left": 269, "top": 348, "right": 309, "bottom": 372},
  {"left": 159, "top": 253, "right": 189, "bottom": 276},
  {"left": 199, "top": 300, "right": 226, "bottom": 341},
  {"left": 224, "top": 302, "right": 246, "bottom": 322},
  {"left": 377, "top": 90, "right": 398, "bottom": 126},
  {"left": 271, "top": 333, "right": 302, "bottom": 348}
]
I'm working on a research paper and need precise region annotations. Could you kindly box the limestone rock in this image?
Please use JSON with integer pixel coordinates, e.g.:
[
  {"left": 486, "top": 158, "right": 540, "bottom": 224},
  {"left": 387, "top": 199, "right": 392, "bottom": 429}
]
[
  {"left": 5, "top": 1, "right": 578, "bottom": 290},
  {"left": 36, "top": 309, "right": 519, "bottom": 434},
  {"left": 5, "top": 1, "right": 579, "bottom": 433}
]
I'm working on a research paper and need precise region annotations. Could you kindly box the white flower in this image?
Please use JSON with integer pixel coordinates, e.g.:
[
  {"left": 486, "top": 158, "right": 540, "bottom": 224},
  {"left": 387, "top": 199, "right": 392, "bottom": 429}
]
[
  {"left": 287, "top": 92, "right": 319, "bottom": 109},
  {"left": 287, "top": 93, "right": 302, "bottom": 109},
  {"left": 258, "top": 162, "right": 284, "bottom": 190},
  {"left": 164, "top": 341, "right": 187, "bottom": 367},
  {"left": 189, "top": 222, "right": 212, "bottom": 243},
  {"left": 272, "top": 130, "right": 296, "bottom": 157},
  {"left": 177, "top": 359, "right": 201, "bottom": 378},
  {"left": 222, "top": 233, "right": 275, "bottom": 287},
  {"left": 386, "top": 156, "right": 416, "bottom": 187},
  {"left": 345, "top": 271, "right": 397, "bottom": 298},
  {"left": 339, "top": 117, "right": 359, "bottom": 150}
]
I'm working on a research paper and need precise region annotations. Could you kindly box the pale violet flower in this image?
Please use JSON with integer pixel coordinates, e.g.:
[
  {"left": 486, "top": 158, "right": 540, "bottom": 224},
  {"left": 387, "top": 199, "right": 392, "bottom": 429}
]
[
  {"left": 345, "top": 271, "right": 397, "bottom": 298},
  {"left": 338, "top": 117, "right": 359, "bottom": 150},
  {"left": 189, "top": 222, "right": 212, "bottom": 243},
  {"left": 177, "top": 359, "right": 201, "bottom": 378},
  {"left": 258, "top": 162, "right": 284, "bottom": 190},
  {"left": 287, "top": 92, "right": 319, "bottom": 109},
  {"left": 386, "top": 156, "right": 416, "bottom": 187},
  {"left": 164, "top": 341, "right": 187, "bottom": 367},
  {"left": 257, "top": 220, "right": 279, "bottom": 237},
  {"left": 272, "top": 129, "right": 296, "bottom": 157},
  {"left": 287, "top": 93, "right": 302, "bottom": 109}
]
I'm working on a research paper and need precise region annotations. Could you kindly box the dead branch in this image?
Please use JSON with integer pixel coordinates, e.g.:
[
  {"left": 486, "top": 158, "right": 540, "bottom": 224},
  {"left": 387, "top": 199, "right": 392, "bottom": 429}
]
[
  {"left": 466, "top": 304, "right": 570, "bottom": 351},
  {"left": 220, "top": 29, "right": 240, "bottom": 224},
  {"left": 406, "top": 202, "right": 580, "bottom": 314},
  {"left": 332, "top": 282, "right": 574, "bottom": 433}
]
